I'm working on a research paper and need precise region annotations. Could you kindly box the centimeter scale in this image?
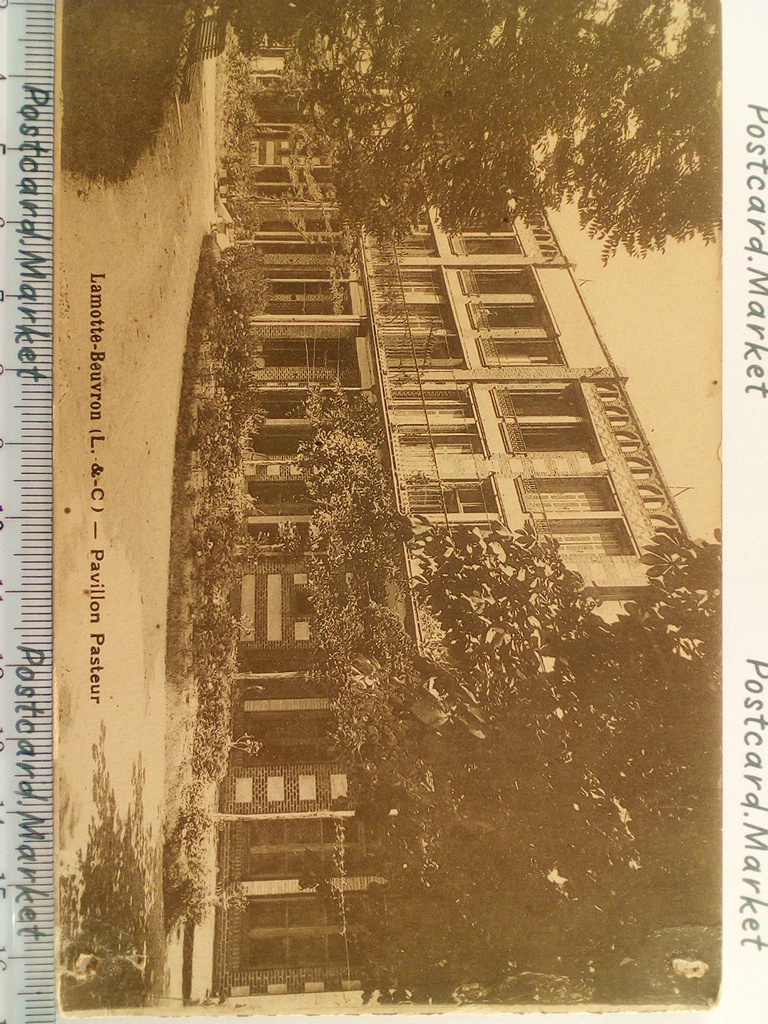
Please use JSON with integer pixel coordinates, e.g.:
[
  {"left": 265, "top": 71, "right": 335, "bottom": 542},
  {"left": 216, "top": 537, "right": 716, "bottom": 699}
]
[{"left": 0, "top": 1, "right": 56, "bottom": 1023}]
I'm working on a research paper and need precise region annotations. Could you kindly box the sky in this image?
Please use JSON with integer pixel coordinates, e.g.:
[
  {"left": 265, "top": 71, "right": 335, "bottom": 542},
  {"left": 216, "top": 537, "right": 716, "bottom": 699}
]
[{"left": 549, "top": 205, "right": 722, "bottom": 542}]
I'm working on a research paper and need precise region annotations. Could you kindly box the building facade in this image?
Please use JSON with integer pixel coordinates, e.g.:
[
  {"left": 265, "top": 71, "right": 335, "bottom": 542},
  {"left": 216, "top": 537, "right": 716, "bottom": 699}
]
[
  {"left": 210, "top": 48, "right": 684, "bottom": 1001},
  {"left": 362, "top": 213, "right": 683, "bottom": 615}
]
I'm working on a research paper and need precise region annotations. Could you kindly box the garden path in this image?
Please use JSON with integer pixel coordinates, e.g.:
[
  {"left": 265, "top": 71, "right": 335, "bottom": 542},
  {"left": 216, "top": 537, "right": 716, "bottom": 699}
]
[{"left": 55, "top": 60, "right": 217, "bottom": 980}]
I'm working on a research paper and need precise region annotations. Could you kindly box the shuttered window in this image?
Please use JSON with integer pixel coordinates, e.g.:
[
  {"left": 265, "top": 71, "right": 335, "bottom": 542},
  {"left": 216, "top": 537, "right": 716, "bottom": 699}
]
[
  {"left": 550, "top": 520, "right": 633, "bottom": 556},
  {"left": 531, "top": 478, "right": 616, "bottom": 514}
]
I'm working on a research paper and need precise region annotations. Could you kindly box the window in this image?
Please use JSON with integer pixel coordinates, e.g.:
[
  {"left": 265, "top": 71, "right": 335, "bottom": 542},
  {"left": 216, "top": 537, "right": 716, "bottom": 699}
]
[
  {"left": 330, "top": 773, "right": 348, "bottom": 800},
  {"left": 393, "top": 390, "right": 480, "bottom": 448},
  {"left": 246, "top": 818, "right": 369, "bottom": 881},
  {"left": 408, "top": 478, "right": 498, "bottom": 516},
  {"left": 235, "top": 777, "right": 254, "bottom": 804},
  {"left": 299, "top": 775, "right": 317, "bottom": 802},
  {"left": 251, "top": 424, "right": 312, "bottom": 458},
  {"left": 257, "top": 217, "right": 341, "bottom": 235},
  {"left": 266, "top": 271, "right": 352, "bottom": 316},
  {"left": 400, "top": 268, "right": 445, "bottom": 295},
  {"left": 404, "top": 303, "right": 458, "bottom": 341},
  {"left": 485, "top": 304, "right": 547, "bottom": 330},
  {"left": 549, "top": 520, "right": 634, "bottom": 557},
  {"left": 383, "top": 332, "right": 465, "bottom": 367},
  {"left": 496, "top": 387, "right": 581, "bottom": 419},
  {"left": 260, "top": 391, "right": 308, "bottom": 419},
  {"left": 251, "top": 165, "right": 292, "bottom": 183},
  {"left": 267, "top": 776, "right": 285, "bottom": 803},
  {"left": 391, "top": 387, "right": 474, "bottom": 421},
  {"left": 243, "top": 895, "right": 347, "bottom": 969},
  {"left": 470, "top": 269, "right": 536, "bottom": 297},
  {"left": 480, "top": 338, "right": 562, "bottom": 366},
  {"left": 400, "top": 423, "right": 484, "bottom": 455},
  {"left": 262, "top": 336, "right": 353, "bottom": 375},
  {"left": 497, "top": 386, "right": 601, "bottom": 460},
  {"left": 247, "top": 936, "right": 286, "bottom": 969},
  {"left": 444, "top": 481, "right": 496, "bottom": 514},
  {"left": 395, "top": 219, "right": 438, "bottom": 256},
  {"left": 248, "top": 479, "right": 310, "bottom": 506},
  {"left": 290, "top": 818, "right": 325, "bottom": 845},
  {"left": 462, "top": 236, "right": 521, "bottom": 255},
  {"left": 238, "top": 709, "right": 335, "bottom": 764},
  {"left": 526, "top": 478, "right": 617, "bottom": 514},
  {"left": 502, "top": 421, "right": 598, "bottom": 456}
]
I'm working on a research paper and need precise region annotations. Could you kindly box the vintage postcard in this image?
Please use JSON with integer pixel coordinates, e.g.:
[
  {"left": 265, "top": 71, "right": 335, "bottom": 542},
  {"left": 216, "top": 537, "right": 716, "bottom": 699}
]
[{"left": 53, "top": 0, "right": 724, "bottom": 1016}]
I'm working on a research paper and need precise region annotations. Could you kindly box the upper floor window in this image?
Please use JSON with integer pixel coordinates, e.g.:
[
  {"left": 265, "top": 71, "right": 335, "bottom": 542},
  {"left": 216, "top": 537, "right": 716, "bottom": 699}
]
[
  {"left": 245, "top": 818, "right": 371, "bottom": 882},
  {"left": 382, "top": 332, "right": 465, "bottom": 367},
  {"left": 520, "top": 477, "right": 617, "bottom": 514},
  {"left": 259, "top": 390, "right": 308, "bottom": 420},
  {"left": 484, "top": 304, "right": 548, "bottom": 331},
  {"left": 400, "top": 268, "right": 445, "bottom": 297},
  {"left": 255, "top": 216, "right": 342, "bottom": 235},
  {"left": 266, "top": 270, "right": 352, "bottom": 316},
  {"left": 495, "top": 385, "right": 602, "bottom": 461},
  {"left": 395, "top": 218, "right": 438, "bottom": 257},
  {"left": 463, "top": 236, "right": 521, "bottom": 255},
  {"left": 407, "top": 478, "right": 498, "bottom": 517},
  {"left": 248, "top": 478, "right": 310, "bottom": 506},
  {"left": 478, "top": 337, "right": 563, "bottom": 366},
  {"left": 468, "top": 268, "right": 536, "bottom": 298},
  {"left": 399, "top": 423, "right": 484, "bottom": 455},
  {"left": 465, "top": 268, "right": 555, "bottom": 344},
  {"left": 391, "top": 387, "right": 474, "bottom": 421},
  {"left": 496, "top": 386, "right": 581, "bottom": 419},
  {"left": 450, "top": 225, "right": 521, "bottom": 256},
  {"left": 549, "top": 520, "right": 634, "bottom": 557}
]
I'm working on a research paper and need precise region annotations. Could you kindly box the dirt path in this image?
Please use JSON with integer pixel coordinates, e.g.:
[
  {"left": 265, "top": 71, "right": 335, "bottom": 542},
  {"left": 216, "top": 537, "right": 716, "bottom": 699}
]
[{"left": 55, "top": 61, "right": 216, "bottom": 906}]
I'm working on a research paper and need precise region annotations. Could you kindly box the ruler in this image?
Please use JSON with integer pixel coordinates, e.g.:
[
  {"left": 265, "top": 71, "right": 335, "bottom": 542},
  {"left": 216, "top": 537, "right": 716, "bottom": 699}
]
[{"left": 0, "top": 1, "right": 56, "bottom": 1022}]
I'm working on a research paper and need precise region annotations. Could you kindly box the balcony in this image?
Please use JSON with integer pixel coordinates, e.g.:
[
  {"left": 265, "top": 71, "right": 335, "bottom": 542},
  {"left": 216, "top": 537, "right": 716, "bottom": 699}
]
[{"left": 363, "top": 237, "right": 465, "bottom": 371}]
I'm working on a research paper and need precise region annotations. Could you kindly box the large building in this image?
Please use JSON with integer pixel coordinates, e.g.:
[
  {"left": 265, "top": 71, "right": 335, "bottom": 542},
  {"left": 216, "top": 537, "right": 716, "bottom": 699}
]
[{"left": 210, "top": 48, "right": 684, "bottom": 1001}]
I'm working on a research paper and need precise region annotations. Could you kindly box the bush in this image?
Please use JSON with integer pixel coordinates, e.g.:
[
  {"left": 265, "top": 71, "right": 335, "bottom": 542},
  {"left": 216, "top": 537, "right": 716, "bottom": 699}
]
[{"left": 163, "top": 236, "right": 270, "bottom": 927}]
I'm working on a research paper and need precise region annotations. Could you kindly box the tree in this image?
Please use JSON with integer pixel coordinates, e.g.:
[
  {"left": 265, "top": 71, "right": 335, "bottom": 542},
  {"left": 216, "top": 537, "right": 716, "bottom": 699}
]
[
  {"left": 230, "top": 0, "right": 720, "bottom": 255},
  {"left": 560, "top": 527, "right": 722, "bottom": 960},
  {"left": 341, "top": 521, "right": 720, "bottom": 1001},
  {"left": 218, "top": 245, "right": 270, "bottom": 320},
  {"left": 296, "top": 385, "right": 414, "bottom": 684}
]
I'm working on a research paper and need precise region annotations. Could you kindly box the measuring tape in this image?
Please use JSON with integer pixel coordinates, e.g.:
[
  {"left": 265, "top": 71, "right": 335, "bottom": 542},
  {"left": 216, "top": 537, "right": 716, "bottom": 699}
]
[{"left": 0, "top": 1, "right": 56, "bottom": 1022}]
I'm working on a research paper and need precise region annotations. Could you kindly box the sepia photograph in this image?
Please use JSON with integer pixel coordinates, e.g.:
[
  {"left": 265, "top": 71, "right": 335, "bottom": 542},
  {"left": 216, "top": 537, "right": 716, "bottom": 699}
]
[{"left": 53, "top": 0, "right": 721, "bottom": 1014}]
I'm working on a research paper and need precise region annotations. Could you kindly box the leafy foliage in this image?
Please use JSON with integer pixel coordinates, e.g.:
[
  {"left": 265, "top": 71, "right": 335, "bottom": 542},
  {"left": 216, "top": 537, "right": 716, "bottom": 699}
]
[
  {"left": 289, "top": 396, "right": 720, "bottom": 998},
  {"left": 162, "top": 237, "right": 272, "bottom": 928},
  {"left": 217, "top": 25, "right": 263, "bottom": 167},
  {"left": 297, "top": 386, "right": 413, "bottom": 683},
  {"left": 341, "top": 521, "right": 720, "bottom": 1000},
  {"left": 59, "top": 730, "right": 159, "bottom": 1009},
  {"left": 218, "top": 245, "right": 271, "bottom": 323},
  {"left": 230, "top": 0, "right": 720, "bottom": 255},
  {"left": 633, "top": 526, "right": 721, "bottom": 663}
]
